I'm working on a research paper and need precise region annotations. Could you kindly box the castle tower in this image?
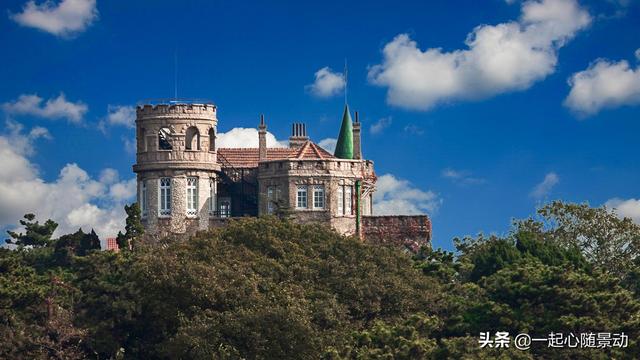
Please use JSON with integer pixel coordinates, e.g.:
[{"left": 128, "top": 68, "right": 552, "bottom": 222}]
[{"left": 132, "top": 101, "right": 220, "bottom": 237}]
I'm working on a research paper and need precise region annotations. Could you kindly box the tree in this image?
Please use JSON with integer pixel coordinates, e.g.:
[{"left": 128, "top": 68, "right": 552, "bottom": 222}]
[
  {"left": 514, "top": 201, "right": 640, "bottom": 277},
  {"left": 116, "top": 203, "right": 144, "bottom": 251},
  {"left": 6, "top": 213, "right": 58, "bottom": 247}
]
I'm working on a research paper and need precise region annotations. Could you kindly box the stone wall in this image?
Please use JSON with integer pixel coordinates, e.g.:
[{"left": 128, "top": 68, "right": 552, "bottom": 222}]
[{"left": 361, "top": 215, "right": 432, "bottom": 252}]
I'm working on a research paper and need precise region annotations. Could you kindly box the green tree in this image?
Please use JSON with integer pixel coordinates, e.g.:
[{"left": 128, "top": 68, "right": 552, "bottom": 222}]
[
  {"left": 116, "top": 203, "right": 144, "bottom": 251},
  {"left": 6, "top": 213, "right": 58, "bottom": 247},
  {"left": 515, "top": 201, "right": 640, "bottom": 277}
]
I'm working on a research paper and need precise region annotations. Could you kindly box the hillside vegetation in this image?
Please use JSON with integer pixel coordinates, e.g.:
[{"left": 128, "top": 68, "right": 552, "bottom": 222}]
[{"left": 2, "top": 201, "right": 640, "bottom": 359}]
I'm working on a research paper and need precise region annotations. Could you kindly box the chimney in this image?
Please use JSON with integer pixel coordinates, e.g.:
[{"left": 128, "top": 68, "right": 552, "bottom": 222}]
[
  {"left": 258, "top": 114, "right": 267, "bottom": 161},
  {"left": 289, "top": 122, "right": 309, "bottom": 148},
  {"left": 353, "top": 111, "right": 362, "bottom": 160}
]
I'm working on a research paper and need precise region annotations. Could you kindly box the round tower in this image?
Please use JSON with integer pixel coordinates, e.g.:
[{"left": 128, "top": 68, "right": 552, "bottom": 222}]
[{"left": 132, "top": 101, "right": 220, "bottom": 237}]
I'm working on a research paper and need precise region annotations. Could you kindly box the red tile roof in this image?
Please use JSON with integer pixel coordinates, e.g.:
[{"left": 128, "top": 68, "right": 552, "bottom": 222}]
[{"left": 217, "top": 141, "right": 335, "bottom": 168}]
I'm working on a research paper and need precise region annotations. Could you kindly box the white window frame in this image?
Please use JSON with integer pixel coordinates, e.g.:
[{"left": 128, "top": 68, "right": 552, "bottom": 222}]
[
  {"left": 267, "top": 186, "right": 276, "bottom": 214},
  {"left": 140, "top": 181, "right": 148, "bottom": 217},
  {"left": 209, "top": 179, "right": 216, "bottom": 216},
  {"left": 344, "top": 185, "right": 353, "bottom": 216},
  {"left": 219, "top": 197, "right": 231, "bottom": 218},
  {"left": 313, "top": 185, "right": 325, "bottom": 209},
  {"left": 159, "top": 178, "right": 172, "bottom": 216},
  {"left": 337, "top": 186, "right": 344, "bottom": 215},
  {"left": 186, "top": 177, "right": 198, "bottom": 216},
  {"left": 296, "top": 185, "right": 308, "bottom": 209}
]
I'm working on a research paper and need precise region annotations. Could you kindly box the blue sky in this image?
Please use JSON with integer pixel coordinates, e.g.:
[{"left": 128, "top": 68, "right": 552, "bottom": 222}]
[{"left": 0, "top": 0, "right": 639, "bottom": 250}]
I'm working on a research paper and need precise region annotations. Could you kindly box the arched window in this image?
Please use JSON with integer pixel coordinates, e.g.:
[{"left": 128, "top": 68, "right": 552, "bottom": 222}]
[
  {"left": 185, "top": 126, "right": 200, "bottom": 151},
  {"left": 158, "top": 127, "right": 172, "bottom": 150},
  {"left": 208, "top": 128, "right": 216, "bottom": 152}
]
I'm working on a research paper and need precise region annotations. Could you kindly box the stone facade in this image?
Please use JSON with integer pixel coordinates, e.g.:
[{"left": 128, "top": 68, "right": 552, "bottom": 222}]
[{"left": 133, "top": 103, "right": 219, "bottom": 237}]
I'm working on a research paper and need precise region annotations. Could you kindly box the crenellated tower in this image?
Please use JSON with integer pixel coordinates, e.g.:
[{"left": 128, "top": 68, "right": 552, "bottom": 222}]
[{"left": 132, "top": 101, "right": 220, "bottom": 238}]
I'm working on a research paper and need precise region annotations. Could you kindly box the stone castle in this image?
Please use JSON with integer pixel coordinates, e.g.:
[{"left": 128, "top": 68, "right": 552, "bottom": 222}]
[{"left": 132, "top": 100, "right": 431, "bottom": 249}]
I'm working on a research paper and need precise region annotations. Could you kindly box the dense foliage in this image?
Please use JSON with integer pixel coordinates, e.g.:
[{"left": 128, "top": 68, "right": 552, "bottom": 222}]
[{"left": 1, "top": 201, "right": 640, "bottom": 359}]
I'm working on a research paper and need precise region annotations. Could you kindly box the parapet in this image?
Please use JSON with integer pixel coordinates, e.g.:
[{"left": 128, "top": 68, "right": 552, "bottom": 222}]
[{"left": 136, "top": 99, "right": 217, "bottom": 121}]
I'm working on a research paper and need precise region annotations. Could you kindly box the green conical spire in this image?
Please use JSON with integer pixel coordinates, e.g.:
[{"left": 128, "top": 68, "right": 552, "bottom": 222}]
[{"left": 334, "top": 104, "right": 354, "bottom": 159}]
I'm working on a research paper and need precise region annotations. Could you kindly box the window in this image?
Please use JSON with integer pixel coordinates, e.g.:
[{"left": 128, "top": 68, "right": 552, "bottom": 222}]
[
  {"left": 158, "top": 127, "right": 172, "bottom": 150},
  {"left": 337, "top": 185, "right": 353, "bottom": 216},
  {"left": 139, "top": 181, "right": 147, "bottom": 217},
  {"left": 219, "top": 198, "right": 231, "bottom": 218},
  {"left": 296, "top": 185, "right": 307, "bottom": 209},
  {"left": 313, "top": 185, "right": 325, "bottom": 209},
  {"left": 185, "top": 126, "right": 200, "bottom": 150},
  {"left": 186, "top": 177, "right": 198, "bottom": 216},
  {"left": 209, "top": 179, "right": 216, "bottom": 216},
  {"left": 208, "top": 128, "right": 216, "bottom": 152},
  {"left": 267, "top": 186, "right": 275, "bottom": 214},
  {"left": 159, "top": 178, "right": 171, "bottom": 216},
  {"left": 344, "top": 186, "right": 353, "bottom": 216}
]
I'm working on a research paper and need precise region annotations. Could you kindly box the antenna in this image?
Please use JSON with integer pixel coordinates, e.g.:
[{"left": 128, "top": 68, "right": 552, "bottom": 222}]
[
  {"left": 344, "top": 58, "right": 348, "bottom": 105},
  {"left": 174, "top": 50, "right": 178, "bottom": 100}
]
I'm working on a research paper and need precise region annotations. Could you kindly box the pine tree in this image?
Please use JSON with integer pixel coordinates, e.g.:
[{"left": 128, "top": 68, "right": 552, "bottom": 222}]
[
  {"left": 116, "top": 203, "right": 144, "bottom": 251},
  {"left": 6, "top": 213, "right": 58, "bottom": 247}
]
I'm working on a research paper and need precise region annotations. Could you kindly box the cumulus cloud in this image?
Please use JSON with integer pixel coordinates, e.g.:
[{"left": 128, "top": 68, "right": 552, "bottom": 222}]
[
  {"left": 10, "top": 0, "right": 98, "bottom": 38},
  {"left": 2, "top": 93, "right": 88, "bottom": 124},
  {"left": 104, "top": 105, "right": 135, "bottom": 128},
  {"left": 530, "top": 172, "right": 559, "bottom": 199},
  {"left": 216, "top": 127, "right": 287, "bottom": 148},
  {"left": 441, "top": 167, "right": 485, "bottom": 185},
  {"left": 0, "top": 122, "right": 134, "bottom": 239},
  {"left": 368, "top": 0, "right": 591, "bottom": 110},
  {"left": 305, "top": 67, "right": 346, "bottom": 98},
  {"left": 564, "top": 54, "right": 640, "bottom": 116},
  {"left": 373, "top": 174, "right": 441, "bottom": 215},
  {"left": 318, "top": 138, "right": 337, "bottom": 153},
  {"left": 370, "top": 117, "right": 392, "bottom": 135},
  {"left": 605, "top": 198, "right": 640, "bottom": 223}
]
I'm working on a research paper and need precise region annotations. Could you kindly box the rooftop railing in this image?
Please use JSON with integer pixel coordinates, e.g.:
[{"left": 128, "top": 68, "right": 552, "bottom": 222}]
[{"left": 137, "top": 98, "right": 215, "bottom": 106}]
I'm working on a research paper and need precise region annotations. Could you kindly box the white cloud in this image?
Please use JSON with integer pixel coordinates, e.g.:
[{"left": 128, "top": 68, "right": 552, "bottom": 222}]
[
  {"left": 403, "top": 124, "right": 424, "bottom": 135},
  {"left": 564, "top": 55, "right": 640, "bottom": 116},
  {"left": 368, "top": 0, "right": 591, "bottom": 110},
  {"left": 530, "top": 172, "right": 559, "bottom": 199},
  {"left": 216, "top": 127, "right": 286, "bottom": 148},
  {"left": 2, "top": 93, "right": 88, "bottom": 124},
  {"left": 441, "top": 167, "right": 485, "bottom": 185},
  {"left": 10, "top": 0, "right": 98, "bottom": 38},
  {"left": 305, "top": 67, "right": 346, "bottom": 98},
  {"left": 104, "top": 105, "right": 136, "bottom": 128},
  {"left": 373, "top": 174, "right": 441, "bottom": 215},
  {"left": 370, "top": 117, "right": 392, "bottom": 135},
  {"left": 605, "top": 198, "right": 640, "bottom": 223},
  {"left": 318, "top": 138, "right": 337, "bottom": 153},
  {"left": 0, "top": 122, "right": 134, "bottom": 239}
]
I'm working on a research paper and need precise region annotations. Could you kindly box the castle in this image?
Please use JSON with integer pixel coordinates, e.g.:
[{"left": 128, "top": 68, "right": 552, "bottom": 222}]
[{"left": 132, "top": 100, "right": 431, "bottom": 249}]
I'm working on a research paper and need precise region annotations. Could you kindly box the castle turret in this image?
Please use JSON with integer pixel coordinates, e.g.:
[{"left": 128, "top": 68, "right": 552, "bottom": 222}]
[
  {"left": 353, "top": 111, "right": 362, "bottom": 160},
  {"left": 132, "top": 101, "right": 219, "bottom": 237},
  {"left": 258, "top": 114, "right": 267, "bottom": 161},
  {"left": 334, "top": 104, "right": 353, "bottom": 159}
]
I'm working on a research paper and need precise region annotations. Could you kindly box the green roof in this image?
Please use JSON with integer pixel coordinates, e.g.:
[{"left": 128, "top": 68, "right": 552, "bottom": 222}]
[{"left": 334, "top": 104, "right": 354, "bottom": 159}]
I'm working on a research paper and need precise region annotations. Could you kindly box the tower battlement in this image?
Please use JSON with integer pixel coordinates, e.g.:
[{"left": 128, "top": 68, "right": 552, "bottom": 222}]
[{"left": 136, "top": 101, "right": 217, "bottom": 121}]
